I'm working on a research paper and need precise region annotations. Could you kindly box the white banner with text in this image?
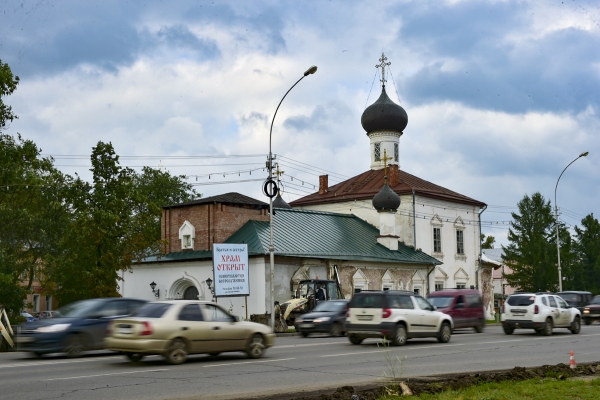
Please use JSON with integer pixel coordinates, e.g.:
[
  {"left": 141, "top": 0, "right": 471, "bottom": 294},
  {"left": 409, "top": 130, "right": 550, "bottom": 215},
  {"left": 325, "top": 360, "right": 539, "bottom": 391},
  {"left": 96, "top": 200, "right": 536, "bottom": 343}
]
[{"left": 212, "top": 244, "right": 250, "bottom": 297}]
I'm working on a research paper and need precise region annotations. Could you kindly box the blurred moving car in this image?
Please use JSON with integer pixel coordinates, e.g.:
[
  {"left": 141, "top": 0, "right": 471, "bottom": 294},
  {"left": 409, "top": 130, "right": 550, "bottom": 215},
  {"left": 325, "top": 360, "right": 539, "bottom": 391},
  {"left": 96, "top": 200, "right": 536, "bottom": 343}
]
[
  {"left": 345, "top": 290, "right": 453, "bottom": 346},
  {"left": 427, "top": 289, "right": 485, "bottom": 333},
  {"left": 17, "top": 298, "right": 147, "bottom": 357},
  {"left": 294, "top": 300, "right": 348, "bottom": 337},
  {"left": 39, "top": 311, "right": 59, "bottom": 319},
  {"left": 582, "top": 295, "right": 600, "bottom": 325},
  {"left": 501, "top": 293, "right": 581, "bottom": 335},
  {"left": 20, "top": 312, "right": 38, "bottom": 323},
  {"left": 556, "top": 291, "right": 593, "bottom": 314},
  {"left": 105, "top": 300, "right": 276, "bottom": 364}
]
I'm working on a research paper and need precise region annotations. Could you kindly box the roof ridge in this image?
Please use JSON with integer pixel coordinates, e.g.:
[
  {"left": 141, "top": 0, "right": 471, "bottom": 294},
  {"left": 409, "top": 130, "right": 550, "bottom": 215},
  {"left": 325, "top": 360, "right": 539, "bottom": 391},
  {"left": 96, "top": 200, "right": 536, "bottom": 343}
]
[{"left": 278, "top": 208, "right": 357, "bottom": 218}]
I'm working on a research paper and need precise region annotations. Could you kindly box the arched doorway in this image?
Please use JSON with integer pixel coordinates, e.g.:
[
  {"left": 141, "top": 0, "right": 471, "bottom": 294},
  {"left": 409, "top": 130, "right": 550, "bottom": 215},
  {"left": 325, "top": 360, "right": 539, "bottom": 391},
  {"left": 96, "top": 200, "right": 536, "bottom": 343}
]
[{"left": 183, "top": 286, "right": 199, "bottom": 300}]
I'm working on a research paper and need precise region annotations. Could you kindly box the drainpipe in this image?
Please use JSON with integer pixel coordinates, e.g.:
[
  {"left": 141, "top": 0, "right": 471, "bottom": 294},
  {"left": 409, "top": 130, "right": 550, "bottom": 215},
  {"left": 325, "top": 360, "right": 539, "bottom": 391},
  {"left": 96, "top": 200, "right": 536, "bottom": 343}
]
[
  {"left": 476, "top": 205, "right": 487, "bottom": 290},
  {"left": 426, "top": 264, "right": 435, "bottom": 295},
  {"left": 412, "top": 190, "right": 417, "bottom": 249}
]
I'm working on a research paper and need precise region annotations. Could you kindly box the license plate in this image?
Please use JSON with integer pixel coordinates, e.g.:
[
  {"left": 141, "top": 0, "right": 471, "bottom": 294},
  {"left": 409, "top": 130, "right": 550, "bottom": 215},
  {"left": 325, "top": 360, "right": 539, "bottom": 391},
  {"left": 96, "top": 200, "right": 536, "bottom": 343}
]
[
  {"left": 118, "top": 328, "right": 133, "bottom": 334},
  {"left": 357, "top": 315, "right": 373, "bottom": 321},
  {"left": 300, "top": 323, "right": 313, "bottom": 328},
  {"left": 18, "top": 337, "right": 34, "bottom": 343},
  {"left": 512, "top": 309, "right": 527, "bottom": 314}
]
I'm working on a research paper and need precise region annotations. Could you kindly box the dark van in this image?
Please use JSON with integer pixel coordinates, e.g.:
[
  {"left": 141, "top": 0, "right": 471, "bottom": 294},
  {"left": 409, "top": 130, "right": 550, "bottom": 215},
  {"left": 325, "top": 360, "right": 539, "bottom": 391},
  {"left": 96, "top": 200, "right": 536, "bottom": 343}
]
[{"left": 427, "top": 289, "right": 485, "bottom": 333}]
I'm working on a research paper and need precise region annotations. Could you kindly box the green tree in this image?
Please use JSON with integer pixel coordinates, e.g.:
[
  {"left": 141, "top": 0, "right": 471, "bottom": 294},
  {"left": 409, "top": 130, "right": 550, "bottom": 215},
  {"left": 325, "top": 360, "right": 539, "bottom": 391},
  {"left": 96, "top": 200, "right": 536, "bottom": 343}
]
[
  {"left": 481, "top": 234, "right": 495, "bottom": 249},
  {"left": 502, "top": 192, "right": 571, "bottom": 292},
  {"left": 0, "top": 134, "right": 71, "bottom": 319},
  {"left": 0, "top": 59, "right": 19, "bottom": 130},
  {"left": 45, "top": 142, "right": 197, "bottom": 304},
  {"left": 573, "top": 214, "right": 600, "bottom": 293}
]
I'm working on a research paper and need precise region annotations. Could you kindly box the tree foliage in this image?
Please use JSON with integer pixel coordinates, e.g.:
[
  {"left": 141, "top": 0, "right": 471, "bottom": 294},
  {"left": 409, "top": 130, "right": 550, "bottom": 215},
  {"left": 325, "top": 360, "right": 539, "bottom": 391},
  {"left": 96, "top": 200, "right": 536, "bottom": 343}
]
[
  {"left": 481, "top": 234, "right": 495, "bottom": 249},
  {"left": 502, "top": 192, "right": 572, "bottom": 292},
  {"left": 572, "top": 214, "right": 600, "bottom": 293},
  {"left": 0, "top": 59, "right": 19, "bottom": 130}
]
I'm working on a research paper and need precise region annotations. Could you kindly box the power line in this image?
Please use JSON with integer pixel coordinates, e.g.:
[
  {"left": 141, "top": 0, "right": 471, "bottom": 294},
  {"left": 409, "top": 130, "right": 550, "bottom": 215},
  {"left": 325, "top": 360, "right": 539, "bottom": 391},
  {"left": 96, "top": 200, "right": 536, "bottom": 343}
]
[{"left": 278, "top": 156, "right": 350, "bottom": 179}]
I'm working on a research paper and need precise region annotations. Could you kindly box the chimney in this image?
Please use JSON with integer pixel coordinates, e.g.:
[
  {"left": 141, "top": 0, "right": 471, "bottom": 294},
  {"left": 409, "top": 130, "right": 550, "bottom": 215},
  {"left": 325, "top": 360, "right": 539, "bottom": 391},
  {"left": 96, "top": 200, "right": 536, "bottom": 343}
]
[
  {"left": 388, "top": 164, "right": 399, "bottom": 187},
  {"left": 319, "top": 175, "right": 328, "bottom": 195}
]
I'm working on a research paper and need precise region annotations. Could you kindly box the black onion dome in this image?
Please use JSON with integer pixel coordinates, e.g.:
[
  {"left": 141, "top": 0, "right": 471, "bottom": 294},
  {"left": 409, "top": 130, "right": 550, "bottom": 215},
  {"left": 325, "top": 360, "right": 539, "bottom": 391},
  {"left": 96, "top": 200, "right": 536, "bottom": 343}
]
[
  {"left": 273, "top": 193, "right": 292, "bottom": 209},
  {"left": 361, "top": 86, "right": 408, "bottom": 133},
  {"left": 372, "top": 180, "right": 400, "bottom": 212}
]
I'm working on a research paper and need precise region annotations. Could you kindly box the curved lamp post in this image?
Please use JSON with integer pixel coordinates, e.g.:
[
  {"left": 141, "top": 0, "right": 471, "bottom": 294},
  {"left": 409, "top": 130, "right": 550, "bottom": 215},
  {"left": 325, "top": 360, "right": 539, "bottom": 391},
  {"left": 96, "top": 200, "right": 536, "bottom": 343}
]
[
  {"left": 266, "top": 65, "right": 317, "bottom": 328},
  {"left": 555, "top": 151, "right": 589, "bottom": 292}
]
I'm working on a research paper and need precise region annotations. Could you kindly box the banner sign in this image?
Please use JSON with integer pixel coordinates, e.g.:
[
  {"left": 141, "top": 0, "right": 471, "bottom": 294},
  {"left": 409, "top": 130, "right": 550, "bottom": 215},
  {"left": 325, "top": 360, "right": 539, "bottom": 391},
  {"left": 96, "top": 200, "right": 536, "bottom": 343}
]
[{"left": 212, "top": 244, "right": 250, "bottom": 297}]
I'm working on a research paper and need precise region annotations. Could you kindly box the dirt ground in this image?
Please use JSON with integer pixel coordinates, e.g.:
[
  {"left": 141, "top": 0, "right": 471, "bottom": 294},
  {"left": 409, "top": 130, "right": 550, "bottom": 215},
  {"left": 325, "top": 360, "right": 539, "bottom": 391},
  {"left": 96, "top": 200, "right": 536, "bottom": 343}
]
[{"left": 252, "top": 362, "right": 600, "bottom": 400}]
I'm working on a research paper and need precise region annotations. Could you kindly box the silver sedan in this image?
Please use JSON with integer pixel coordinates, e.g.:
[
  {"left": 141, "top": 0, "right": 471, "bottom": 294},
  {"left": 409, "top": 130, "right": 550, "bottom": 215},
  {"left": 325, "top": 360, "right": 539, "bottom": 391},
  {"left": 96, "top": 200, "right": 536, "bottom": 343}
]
[{"left": 105, "top": 300, "right": 275, "bottom": 364}]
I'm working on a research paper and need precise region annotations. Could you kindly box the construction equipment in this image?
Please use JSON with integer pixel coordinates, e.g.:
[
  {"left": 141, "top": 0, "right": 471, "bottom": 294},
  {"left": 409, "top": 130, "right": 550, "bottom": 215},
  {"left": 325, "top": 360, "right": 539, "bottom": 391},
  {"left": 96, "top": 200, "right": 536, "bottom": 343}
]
[{"left": 280, "top": 265, "right": 344, "bottom": 326}]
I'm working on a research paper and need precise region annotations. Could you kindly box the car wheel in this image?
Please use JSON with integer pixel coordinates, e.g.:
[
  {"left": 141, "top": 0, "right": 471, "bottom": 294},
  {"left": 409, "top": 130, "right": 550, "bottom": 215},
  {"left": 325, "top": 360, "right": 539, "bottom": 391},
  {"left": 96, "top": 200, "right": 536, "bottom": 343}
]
[
  {"left": 391, "top": 324, "right": 407, "bottom": 346},
  {"left": 502, "top": 325, "right": 514, "bottom": 335},
  {"left": 125, "top": 352, "right": 144, "bottom": 362},
  {"left": 570, "top": 317, "right": 581, "bottom": 334},
  {"left": 437, "top": 323, "right": 452, "bottom": 343},
  {"left": 165, "top": 338, "right": 188, "bottom": 365},
  {"left": 474, "top": 321, "right": 485, "bottom": 333},
  {"left": 330, "top": 323, "right": 342, "bottom": 337},
  {"left": 33, "top": 352, "right": 44, "bottom": 358},
  {"left": 584, "top": 318, "right": 592, "bottom": 326},
  {"left": 246, "top": 334, "right": 265, "bottom": 359},
  {"left": 209, "top": 352, "right": 220, "bottom": 357},
  {"left": 542, "top": 318, "right": 553, "bottom": 336},
  {"left": 349, "top": 335, "right": 363, "bottom": 345},
  {"left": 301, "top": 331, "right": 309, "bottom": 338},
  {"left": 63, "top": 334, "right": 86, "bottom": 358}
]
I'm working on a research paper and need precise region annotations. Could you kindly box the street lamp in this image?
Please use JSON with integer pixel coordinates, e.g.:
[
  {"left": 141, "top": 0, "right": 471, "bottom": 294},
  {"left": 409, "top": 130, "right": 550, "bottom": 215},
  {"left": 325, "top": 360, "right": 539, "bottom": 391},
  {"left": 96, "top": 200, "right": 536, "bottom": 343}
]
[
  {"left": 263, "top": 65, "right": 317, "bottom": 329},
  {"left": 555, "top": 151, "right": 589, "bottom": 292}
]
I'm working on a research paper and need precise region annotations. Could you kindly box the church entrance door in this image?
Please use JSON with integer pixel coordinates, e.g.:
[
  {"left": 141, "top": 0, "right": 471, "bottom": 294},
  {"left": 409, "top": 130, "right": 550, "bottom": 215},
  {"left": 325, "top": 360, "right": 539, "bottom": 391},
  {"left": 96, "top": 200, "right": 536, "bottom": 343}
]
[{"left": 183, "top": 286, "right": 199, "bottom": 300}]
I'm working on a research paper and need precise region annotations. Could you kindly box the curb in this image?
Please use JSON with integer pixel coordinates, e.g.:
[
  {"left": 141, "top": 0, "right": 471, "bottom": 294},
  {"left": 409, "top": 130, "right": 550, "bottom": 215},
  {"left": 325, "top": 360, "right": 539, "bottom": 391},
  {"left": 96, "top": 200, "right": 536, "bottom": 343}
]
[{"left": 275, "top": 332, "right": 299, "bottom": 337}]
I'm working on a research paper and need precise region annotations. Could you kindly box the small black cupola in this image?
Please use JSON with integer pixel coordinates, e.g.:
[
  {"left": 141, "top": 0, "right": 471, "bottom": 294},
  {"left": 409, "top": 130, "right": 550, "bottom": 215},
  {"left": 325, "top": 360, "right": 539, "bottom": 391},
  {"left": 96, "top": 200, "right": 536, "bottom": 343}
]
[
  {"left": 372, "top": 177, "right": 400, "bottom": 212},
  {"left": 273, "top": 192, "right": 292, "bottom": 209}
]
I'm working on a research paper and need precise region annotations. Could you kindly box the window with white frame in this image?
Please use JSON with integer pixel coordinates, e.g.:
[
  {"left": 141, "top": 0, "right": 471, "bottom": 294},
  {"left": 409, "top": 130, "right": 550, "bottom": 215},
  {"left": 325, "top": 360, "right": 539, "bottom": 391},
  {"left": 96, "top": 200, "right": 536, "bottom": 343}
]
[
  {"left": 413, "top": 287, "right": 421, "bottom": 295},
  {"left": 382, "top": 270, "right": 394, "bottom": 291},
  {"left": 32, "top": 294, "right": 40, "bottom": 312},
  {"left": 45, "top": 295, "right": 52, "bottom": 311},
  {"left": 179, "top": 221, "right": 196, "bottom": 250},
  {"left": 435, "top": 282, "right": 444, "bottom": 291},
  {"left": 374, "top": 142, "right": 381, "bottom": 161},
  {"left": 456, "top": 283, "right": 466, "bottom": 289},
  {"left": 433, "top": 227, "right": 442, "bottom": 253},
  {"left": 353, "top": 270, "right": 368, "bottom": 293},
  {"left": 456, "top": 230, "right": 464, "bottom": 255}
]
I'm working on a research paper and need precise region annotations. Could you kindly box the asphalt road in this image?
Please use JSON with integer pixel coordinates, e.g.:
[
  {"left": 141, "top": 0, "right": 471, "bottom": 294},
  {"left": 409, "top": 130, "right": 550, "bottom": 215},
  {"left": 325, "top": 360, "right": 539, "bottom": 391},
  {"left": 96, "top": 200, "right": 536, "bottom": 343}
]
[{"left": 2, "top": 325, "right": 600, "bottom": 400}]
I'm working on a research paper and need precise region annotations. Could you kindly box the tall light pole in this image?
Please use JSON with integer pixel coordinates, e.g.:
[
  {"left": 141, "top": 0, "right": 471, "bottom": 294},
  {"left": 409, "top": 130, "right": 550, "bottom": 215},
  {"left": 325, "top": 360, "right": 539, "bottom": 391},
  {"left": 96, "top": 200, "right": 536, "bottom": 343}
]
[
  {"left": 264, "top": 65, "right": 317, "bottom": 328},
  {"left": 555, "top": 151, "right": 589, "bottom": 292}
]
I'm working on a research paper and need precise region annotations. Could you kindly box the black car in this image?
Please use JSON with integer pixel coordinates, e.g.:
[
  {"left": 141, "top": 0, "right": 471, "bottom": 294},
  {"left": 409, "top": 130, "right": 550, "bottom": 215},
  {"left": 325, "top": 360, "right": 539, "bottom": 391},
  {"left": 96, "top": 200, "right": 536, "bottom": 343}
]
[
  {"left": 556, "top": 291, "right": 593, "bottom": 313},
  {"left": 294, "top": 300, "right": 348, "bottom": 337},
  {"left": 17, "top": 298, "right": 147, "bottom": 357}
]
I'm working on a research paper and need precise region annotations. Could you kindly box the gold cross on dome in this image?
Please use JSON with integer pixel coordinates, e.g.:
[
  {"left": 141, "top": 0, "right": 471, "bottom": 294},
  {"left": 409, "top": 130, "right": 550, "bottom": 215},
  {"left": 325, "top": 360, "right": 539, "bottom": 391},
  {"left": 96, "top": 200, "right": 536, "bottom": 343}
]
[
  {"left": 382, "top": 149, "right": 392, "bottom": 182},
  {"left": 376, "top": 52, "right": 391, "bottom": 87},
  {"left": 273, "top": 163, "right": 285, "bottom": 182}
]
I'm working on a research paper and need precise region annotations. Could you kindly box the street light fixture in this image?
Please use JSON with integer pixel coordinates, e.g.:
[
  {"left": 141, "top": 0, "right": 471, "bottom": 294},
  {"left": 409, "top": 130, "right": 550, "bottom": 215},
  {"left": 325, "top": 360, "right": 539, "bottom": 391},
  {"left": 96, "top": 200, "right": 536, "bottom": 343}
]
[
  {"left": 149, "top": 281, "right": 160, "bottom": 298},
  {"left": 555, "top": 151, "right": 589, "bottom": 292},
  {"left": 264, "top": 65, "right": 317, "bottom": 329}
]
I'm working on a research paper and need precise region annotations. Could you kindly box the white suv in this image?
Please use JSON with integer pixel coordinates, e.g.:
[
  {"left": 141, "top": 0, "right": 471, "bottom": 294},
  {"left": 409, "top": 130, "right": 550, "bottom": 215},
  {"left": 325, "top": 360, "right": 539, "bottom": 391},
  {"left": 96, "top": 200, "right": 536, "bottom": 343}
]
[
  {"left": 501, "top": 293, "right": 581, "bottom": 335},
  {"left": 345, "top": 290, "right": 454, "bottom": 346}
]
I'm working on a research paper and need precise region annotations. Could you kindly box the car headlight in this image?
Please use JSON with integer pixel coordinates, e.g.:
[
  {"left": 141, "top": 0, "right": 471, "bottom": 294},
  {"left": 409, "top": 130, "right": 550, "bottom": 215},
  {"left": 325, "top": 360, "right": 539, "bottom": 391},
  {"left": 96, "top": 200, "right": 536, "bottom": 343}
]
[
  {"left": 36, "top": 324, "right": 71, "bottom": 333},
  {"left": 295, "top": 318, "right": 303, "bottom": 323},
  {"left": 583, "top": 308, "right": 590, "bottom": 313},
  {"left": 313, "top": 317, "right": 331, "bottom": 323}
]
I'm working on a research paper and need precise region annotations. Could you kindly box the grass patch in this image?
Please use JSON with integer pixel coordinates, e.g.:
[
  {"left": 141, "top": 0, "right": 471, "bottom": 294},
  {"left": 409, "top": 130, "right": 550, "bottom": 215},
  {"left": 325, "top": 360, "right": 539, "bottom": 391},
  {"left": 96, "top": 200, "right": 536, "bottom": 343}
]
[
  {"left": 485, "top": 320, "right": 498, "bottom": 324},
  {"left": 379, "top": 378, "right": 600, "bottom": 399}
]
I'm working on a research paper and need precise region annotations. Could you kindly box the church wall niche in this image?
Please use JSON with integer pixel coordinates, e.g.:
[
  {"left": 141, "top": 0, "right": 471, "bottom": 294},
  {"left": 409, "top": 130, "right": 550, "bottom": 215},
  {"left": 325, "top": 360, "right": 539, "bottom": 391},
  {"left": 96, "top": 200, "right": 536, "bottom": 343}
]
[
  {"left": 361, "top": 268, "right": 386, "bottom": 291},
  {"left": 390, "top": 269, "right": 417, "bottom": 290},
  {"left": 335, "top": 265, "right": 358, "bottom": 299}
]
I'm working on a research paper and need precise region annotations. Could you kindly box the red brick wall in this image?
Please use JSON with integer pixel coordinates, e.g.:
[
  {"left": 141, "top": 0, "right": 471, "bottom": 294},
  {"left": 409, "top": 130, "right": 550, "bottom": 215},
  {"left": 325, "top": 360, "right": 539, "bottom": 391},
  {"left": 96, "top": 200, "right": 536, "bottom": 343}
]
[{"left": 162, "top": 203, "right": 269, "bottom": 253}]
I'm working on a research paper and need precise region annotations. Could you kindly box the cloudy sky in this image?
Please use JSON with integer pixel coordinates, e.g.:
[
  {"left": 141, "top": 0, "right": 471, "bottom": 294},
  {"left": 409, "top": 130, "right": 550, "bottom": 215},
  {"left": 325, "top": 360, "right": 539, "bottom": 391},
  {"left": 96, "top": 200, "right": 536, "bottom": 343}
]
[{"left": 1, "top": 0, "right": 599, "bottom": 245}]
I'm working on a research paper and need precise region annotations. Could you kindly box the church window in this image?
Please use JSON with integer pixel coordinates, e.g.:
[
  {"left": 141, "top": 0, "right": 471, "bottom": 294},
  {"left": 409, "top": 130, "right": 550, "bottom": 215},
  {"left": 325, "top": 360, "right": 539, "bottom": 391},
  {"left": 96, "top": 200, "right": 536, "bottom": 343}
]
[
  {"left": 183, "top": 235, "right": 192, "bottom": 248},
  {"left": 374, "top": 142, "right": 381, "bottom": 161},
  {"left": 179, "top": 220, "right": 196, "bottom": 250},
  {"left": 394, "top": 143, "right": 398, "bottom": 162},
  {"left": 435, "top": 282, "right": 444, "bottom": 291},
  {"left": 456, "top": 230, "right": 464, "bottom": 255},
  {"left": 433, "top": 227, "right": 442, "bottom": 253}
]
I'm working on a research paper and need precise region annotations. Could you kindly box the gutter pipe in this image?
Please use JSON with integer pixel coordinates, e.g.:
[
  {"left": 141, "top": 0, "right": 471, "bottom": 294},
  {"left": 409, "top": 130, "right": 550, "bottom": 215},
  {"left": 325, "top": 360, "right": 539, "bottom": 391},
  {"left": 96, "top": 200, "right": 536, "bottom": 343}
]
[{"left": 476, "top": 204, "right": 487, "bottom": 289}]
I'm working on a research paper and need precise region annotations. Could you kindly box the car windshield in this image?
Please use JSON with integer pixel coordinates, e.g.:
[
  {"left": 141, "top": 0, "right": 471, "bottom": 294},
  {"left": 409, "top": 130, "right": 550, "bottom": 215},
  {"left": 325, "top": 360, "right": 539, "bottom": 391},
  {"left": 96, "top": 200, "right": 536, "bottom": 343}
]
[
  {"left": 312, "top": 301, "right": 347, "bottom": 312},
  {"left": 428, "top": 296, "right": 454, "bottom": 308},
  {"left": 558, "top": 293, "right": 581, "bottom": 303},
  {"left": 592, "top": 296, "right": 600, "bottom": 305},
  {"left": 133, "top": 303, "right": 173, "bottom": 318},
  {"left": 349, "top": 294, "right": 385, "bottom": 308},
  {"left": 507, "top": 295, "right": 535, "bottom": 306},
  {"left": 296, "top": 282, "right": 315, "bottom": 298},
  {"left": 54, "top": 299, "right": 104, "bottom": 318}
]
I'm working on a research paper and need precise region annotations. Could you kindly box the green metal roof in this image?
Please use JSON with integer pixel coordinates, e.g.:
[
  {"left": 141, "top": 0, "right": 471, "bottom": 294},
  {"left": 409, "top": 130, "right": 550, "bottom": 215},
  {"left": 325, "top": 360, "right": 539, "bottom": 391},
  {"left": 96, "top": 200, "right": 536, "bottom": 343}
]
[{"left": 144, "top": 209, "right": 441, "bottom": 265}]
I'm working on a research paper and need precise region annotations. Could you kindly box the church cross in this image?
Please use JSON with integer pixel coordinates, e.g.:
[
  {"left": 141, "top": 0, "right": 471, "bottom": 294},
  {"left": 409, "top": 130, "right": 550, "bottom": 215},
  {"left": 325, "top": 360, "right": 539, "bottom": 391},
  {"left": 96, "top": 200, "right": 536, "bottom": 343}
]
[
  {"left": 382, "top": 149, "right": 392, "bottom": 182},
  {"left": 274, "top": 163, "right": 285, "bottom": 182},
  {"left": 376, "top": 52, "right": 391, "bottom": 87}
]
